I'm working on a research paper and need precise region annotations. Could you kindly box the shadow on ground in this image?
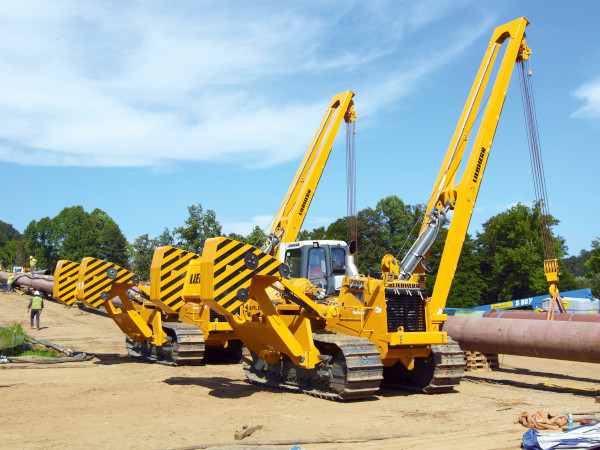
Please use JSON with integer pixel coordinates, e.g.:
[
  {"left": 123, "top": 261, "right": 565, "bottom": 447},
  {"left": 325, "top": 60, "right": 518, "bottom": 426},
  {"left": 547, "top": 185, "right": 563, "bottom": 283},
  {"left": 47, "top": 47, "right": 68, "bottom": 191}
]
[
  {"left": 163, "top": 376, "right": 259, "bottom": 399},
  {"left": 465, "top": 374, "right": 599, "bottom": 396},
  {"left": 494, "top": 366, "right": 600, "bottom": 385},
  {"left": 93, "top": 353, "right": 142, "bottom": 365}
]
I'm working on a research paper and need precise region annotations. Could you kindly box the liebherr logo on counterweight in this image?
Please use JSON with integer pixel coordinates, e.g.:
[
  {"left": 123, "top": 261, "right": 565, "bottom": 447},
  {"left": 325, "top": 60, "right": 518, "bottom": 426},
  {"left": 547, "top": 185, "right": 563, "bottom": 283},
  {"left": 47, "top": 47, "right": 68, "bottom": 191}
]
[
  {"left": 472, "top": 147, "right": 487, "bottom": 183},
  {"left": 189, "top": 273, "right": 201, "bottom": 284},
  {"left": 299, "top": 189, "right": 312, "bottom": 215}
]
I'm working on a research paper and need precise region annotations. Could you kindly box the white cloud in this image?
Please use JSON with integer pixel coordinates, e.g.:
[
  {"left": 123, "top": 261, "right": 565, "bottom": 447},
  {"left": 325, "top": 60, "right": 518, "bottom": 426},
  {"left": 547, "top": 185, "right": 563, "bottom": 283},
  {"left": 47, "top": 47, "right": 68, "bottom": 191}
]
[
  {"left": 572, "top": 78, "right": 600, "bottom": 118},
  {"left": 222, "top": 215, "right": 273, "bottom": 237},
  {"left": 0, "top": 1, "right": 484, "bottom": 168}
]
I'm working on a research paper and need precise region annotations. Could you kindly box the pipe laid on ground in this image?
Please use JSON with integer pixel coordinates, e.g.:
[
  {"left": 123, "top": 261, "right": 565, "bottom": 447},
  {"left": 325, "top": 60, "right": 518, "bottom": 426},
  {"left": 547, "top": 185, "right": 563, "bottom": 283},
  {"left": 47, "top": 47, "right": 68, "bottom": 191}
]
[
  {"left": 444, "top": 315, "right": 600, "bottom": 363},
  {"left": 486, "top": 310, "right": 600, "bottom": 323},
  {"left": 0, "top": 271, "right": 54, "bottom": 294}
]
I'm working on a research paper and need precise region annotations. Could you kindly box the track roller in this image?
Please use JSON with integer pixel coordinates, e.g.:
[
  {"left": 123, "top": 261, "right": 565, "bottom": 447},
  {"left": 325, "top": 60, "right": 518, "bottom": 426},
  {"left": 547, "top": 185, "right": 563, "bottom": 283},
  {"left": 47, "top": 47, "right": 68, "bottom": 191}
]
[
  {"left": 125, "top": 321, "right": 205, "bottom": 366},
  {"left": 243, "top": 331, "right": 383, "bottom": 400},
  {"left": 382, "top": 339, "right": 465, "bottom": 393}
]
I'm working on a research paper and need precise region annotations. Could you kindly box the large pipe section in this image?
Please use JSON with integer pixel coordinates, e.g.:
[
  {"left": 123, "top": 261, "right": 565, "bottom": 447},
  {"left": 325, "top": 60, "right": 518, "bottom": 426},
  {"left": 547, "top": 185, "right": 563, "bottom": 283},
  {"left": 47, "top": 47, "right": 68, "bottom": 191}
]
[
  {"left": 487, "top": 310, "right": 600, "bottom": 323},
  {"left": 444, "top": 315, "right": 600, "bottom": 363},
  {"left": 0, "top": 271, "right": 54, "bottom": 294}
]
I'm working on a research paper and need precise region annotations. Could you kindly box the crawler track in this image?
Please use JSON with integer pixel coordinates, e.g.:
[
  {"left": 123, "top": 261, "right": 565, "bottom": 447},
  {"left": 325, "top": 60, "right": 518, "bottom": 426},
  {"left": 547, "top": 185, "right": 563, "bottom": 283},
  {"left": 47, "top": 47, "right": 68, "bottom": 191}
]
[
  {"left": 125, "top": 321, "right": 205, "bottom": 366},
  {"left": 383, "top": 339, "right": 465, "bottom": 393},
  {"left": 243, "top": 331, "right": 383, "bottom": 400}
]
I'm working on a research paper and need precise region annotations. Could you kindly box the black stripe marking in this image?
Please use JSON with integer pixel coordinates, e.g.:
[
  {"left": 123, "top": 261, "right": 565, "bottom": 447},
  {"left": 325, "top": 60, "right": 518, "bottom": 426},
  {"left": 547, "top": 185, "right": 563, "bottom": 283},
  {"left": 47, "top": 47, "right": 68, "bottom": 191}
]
[
  {"left": 84, "top": 267, "right": 129, "bottom": 298},
  {"left": 61, "top": 265, "right": 79, "bottom": 278},
  {"left": 172, "top": 256, "right": 196, "bottom": 273},
  {"left": 62, "top": 286, "right": 76, "bottom": 298},
  {"left": 59, "top": 278, "right": 77, "bottom": 292},
  {"left": 163, "top": 246, "right": 177, "bottom": 258},
  {"left": 84, "top": 260, "right": 111, "bottom": 285},
  {"left": 218, "top": 258, "right": 280, "bottom": 308},
  {"left": 216, "top": 238, "right": 233, "bottom": 251},
  {"left": 214, "top": 248, "right": 253, "bottom": 279},
  {"left": 160, "top": 250, "right": 184, "bottom": 274},
  {"left": 86, "top": 274, "right": 134, "bottom": 301},
  {"left": 214, "top": 250, "right": 269, "bottom": 291},
  {"left": 160, "top": 272, "right": 186, "bottom": 298},
  {"left": 214, "top": 242, "right": 245, "bottom": 266}
]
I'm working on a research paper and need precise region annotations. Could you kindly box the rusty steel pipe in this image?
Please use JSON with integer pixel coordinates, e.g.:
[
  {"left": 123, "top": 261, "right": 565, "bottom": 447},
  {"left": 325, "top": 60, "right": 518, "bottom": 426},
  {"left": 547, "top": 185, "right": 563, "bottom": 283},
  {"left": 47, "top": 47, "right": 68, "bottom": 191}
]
[
  {"left": 487, "top": 310, "right": 600, "bottom": 323},
  {"left": 0, "top": 271, "right": 54, "bottom": 294},
  {"left": 444, "top": 315, "right": 600, "bottom": 363}
]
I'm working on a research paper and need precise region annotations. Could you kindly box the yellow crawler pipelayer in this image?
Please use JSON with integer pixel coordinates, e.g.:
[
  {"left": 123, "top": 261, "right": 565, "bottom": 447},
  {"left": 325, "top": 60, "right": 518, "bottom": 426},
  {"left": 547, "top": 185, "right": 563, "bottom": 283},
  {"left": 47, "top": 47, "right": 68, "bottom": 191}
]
[{"left": 183, "top": 17, "right": 538, "bottom": 397}]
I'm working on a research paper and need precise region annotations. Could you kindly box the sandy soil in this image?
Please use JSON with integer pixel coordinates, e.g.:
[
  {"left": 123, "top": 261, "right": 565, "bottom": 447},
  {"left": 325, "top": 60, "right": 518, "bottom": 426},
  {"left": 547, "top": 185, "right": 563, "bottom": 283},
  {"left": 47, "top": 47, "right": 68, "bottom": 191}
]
[{"left": 1, "top": 291, "right": 599, "bottom": 449}]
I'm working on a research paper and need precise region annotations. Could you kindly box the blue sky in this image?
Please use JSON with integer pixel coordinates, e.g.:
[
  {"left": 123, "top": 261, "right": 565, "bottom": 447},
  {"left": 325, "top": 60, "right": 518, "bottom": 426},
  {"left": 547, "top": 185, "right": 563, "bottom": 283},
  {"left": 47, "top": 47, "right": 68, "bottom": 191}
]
[{"left": 1, "top": 1, "right": 598, "bottom": 256}]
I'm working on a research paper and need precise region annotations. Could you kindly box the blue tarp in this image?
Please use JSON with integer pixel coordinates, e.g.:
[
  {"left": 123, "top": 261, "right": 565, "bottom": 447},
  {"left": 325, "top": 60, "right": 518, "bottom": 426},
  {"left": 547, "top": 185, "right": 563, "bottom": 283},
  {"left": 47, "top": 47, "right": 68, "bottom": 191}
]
[{"left": 523, "top": 422, "right": 600, "bottom": 449}]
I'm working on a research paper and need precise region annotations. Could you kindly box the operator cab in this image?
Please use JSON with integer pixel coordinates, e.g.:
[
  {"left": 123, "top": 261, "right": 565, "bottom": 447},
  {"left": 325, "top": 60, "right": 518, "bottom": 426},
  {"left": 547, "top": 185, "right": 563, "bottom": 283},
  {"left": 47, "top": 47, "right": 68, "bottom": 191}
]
[{"left": 279, "top": 240, "right": 348, "bottom": 296}]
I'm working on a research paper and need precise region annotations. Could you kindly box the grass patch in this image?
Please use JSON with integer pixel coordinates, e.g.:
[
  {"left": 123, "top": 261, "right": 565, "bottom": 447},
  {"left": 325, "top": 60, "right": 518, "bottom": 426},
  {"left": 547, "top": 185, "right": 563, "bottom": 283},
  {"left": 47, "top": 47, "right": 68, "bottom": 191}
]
[
  {"left": 19, "top": 350, "right": 60, "bottom": 358},
  {"left": 1, "top": 323, "right": 62, "bottom": 358},
  {"left": 0, "top": 322, "right": 29, "bottom": 355}
]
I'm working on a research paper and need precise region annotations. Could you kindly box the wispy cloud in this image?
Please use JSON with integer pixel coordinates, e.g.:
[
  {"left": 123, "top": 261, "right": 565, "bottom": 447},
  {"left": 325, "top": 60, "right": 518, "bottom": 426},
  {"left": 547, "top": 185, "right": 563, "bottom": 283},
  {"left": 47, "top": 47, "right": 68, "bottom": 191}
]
[
  {"left": 572, "top": 78, "right": 600, "bottom": 118},
  {"left": 222, "top": 215, "right": 272, "bottom": 237},
  {"left": 0, "top": 1, "right": 485, "bottom": 169}
]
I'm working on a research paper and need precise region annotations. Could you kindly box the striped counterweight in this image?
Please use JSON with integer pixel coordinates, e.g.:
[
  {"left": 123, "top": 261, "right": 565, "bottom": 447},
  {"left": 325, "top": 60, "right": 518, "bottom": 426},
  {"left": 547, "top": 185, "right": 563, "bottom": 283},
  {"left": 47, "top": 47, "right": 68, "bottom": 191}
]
[
  {"left": 77, "top": 257, "right": 139, "bottom": 308},
  {"left": 53, "top": 260, "right": 80, "bottom": 306},
  {"left": 150, "top": 246, "right": 200, "bottom": 314},
  {"left": 202, "top": 237, "right": 290, "bottom": 315}
]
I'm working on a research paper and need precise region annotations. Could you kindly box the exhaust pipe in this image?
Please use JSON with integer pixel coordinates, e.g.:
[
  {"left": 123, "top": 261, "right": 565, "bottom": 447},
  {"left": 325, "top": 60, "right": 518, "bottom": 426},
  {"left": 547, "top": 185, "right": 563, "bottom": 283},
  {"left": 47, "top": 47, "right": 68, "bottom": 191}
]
[{"left": 345, "top": 240, "right": 359, "bottom": 278}]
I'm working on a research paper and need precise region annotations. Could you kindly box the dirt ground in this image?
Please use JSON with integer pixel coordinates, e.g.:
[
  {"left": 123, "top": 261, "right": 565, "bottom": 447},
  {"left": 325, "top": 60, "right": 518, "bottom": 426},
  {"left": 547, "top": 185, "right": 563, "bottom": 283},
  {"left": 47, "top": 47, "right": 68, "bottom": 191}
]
[{"left": 1, "top": 292, "right": 600, "bottom": 449}]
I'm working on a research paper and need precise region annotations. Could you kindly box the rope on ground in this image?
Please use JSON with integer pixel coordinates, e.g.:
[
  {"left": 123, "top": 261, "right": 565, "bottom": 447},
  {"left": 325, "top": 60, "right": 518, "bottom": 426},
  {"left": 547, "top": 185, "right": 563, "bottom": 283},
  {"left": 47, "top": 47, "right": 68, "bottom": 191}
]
[
  {"left": 515, "top": 410, "right": 567, "bottom": 430},
  {"left": 0, "top": 337, "right": 94, "bottom": 364},
  {"left": 2, "top": 353, "right": 93, "bottom": 364}
]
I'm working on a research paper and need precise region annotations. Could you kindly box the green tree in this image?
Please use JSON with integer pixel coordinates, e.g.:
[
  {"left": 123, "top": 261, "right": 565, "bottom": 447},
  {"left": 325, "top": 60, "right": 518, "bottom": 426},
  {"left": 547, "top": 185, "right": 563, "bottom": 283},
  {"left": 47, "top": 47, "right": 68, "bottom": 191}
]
[
  {"left": 353, "top": 196, "right": 423, "bottom": 273},
  {"left": 21, "top": 206, "right": 129, "bottom": 271},
  {"left": 174, "top": 204, "right": 222, "bottom": 254},
  {"left": 52, "top": 206, "right": 98, "bottom": 262},
  {"left": 584, "top": 238, "right": 600, "bottom": 297},
  {"left": 425, "top": 230, "right": 486, "bottom": 308},
  {"left": 245, "top": 226, "right": 266, "bottom": 247},
  {"left": 585, "top": 238, "right": 600, "bottom": 276},
  {"left": 90, "top": 208, "right": 129, "bottom": 267},
  {"left": 0, "top": 220, "right": 22, "bottom": 243},
  {"left": 155, "top": 227, "right": 174, "bottom": 247},
  {"left": 24, "top": 217, "right": 59, "bottom": 270},
  {"left": 564, "top": 249, "right": 591, "bottom": 278},
  {"left": 130, "top": 234, "right": 154, "bottom": 281},
  {"left": 475, "top": 203, "right": 574, "bottom": 303}
]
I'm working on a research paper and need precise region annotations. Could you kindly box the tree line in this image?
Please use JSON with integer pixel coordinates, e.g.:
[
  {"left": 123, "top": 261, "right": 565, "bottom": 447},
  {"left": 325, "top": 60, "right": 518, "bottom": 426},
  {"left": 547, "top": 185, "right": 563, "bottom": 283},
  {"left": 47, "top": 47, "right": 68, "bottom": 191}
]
[{"left": 3, "top": 196, "right": 600, "bottom": 308}]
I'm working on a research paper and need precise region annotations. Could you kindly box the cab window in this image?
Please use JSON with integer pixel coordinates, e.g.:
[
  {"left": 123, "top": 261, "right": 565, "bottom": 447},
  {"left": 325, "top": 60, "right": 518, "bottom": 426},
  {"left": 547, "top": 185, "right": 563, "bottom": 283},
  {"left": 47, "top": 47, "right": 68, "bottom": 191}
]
[
  {"left": 331, "top": 247, "right": 346, "bottom": 275},
  {"left": 308, "top": 247, "right": 327, "bottom": 289},
  {"left": 284, "top": 248, "right": 302, "bottom": 278}
]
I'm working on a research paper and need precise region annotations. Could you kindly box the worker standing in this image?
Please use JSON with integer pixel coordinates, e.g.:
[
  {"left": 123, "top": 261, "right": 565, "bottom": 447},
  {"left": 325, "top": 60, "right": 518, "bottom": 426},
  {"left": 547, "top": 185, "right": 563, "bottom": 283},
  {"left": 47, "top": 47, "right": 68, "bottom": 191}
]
[
  {"left": 7, "top": 272, "right": 14, "bottom": 292},
  {"left": 28, "top": 291, "right": 43, "bottom": 329},
  {"left": 29, "top": 256, "right": 37, "bottom": 275}
]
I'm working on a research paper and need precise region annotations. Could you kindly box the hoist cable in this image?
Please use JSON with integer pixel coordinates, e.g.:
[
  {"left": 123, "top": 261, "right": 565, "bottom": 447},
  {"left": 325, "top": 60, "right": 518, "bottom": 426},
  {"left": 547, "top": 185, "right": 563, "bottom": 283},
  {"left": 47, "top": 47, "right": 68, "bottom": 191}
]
[
  {"left": 518, "top": 59, "right": 555, "bottom": 260},
  {"left": 346, "top": 120, "right": 357, "bottom": 246}
]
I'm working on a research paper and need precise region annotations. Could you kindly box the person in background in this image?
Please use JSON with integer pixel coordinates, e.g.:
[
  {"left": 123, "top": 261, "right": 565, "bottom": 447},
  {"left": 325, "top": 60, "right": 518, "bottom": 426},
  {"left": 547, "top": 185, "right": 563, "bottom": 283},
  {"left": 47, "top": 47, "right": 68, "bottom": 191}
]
[
  {"left": 28, "top": 291, "right": 43, "bottom": 329},
  {"left": 7, "top": 272, "right": 14, "bottom": 292},
  {"left": 29, "top": 256, "right": 37, "bottom": 275}
]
